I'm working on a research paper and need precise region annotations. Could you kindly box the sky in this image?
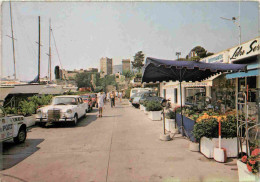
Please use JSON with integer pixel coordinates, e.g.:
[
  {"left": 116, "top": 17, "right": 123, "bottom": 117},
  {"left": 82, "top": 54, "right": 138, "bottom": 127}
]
[{"left": 1, "top": 1, "right": 259, "bottom": 81}]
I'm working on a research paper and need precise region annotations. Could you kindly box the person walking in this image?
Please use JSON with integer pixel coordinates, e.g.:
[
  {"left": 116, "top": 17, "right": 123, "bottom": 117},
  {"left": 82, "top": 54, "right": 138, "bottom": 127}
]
[
  {"left": 97, "top": 92, "right": 105, "bottom": 117},
  {"left": 110, "top": 91, "right": 115, "bottom": 108},
  {"left": 119, "top": 91, "right": 123, "bottom": 102}
]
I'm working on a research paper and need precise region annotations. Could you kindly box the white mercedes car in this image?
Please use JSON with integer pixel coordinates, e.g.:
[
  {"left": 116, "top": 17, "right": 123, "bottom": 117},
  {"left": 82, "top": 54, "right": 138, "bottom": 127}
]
[{"left": 36, "top": 95, "right": 88, "bottom": 126}]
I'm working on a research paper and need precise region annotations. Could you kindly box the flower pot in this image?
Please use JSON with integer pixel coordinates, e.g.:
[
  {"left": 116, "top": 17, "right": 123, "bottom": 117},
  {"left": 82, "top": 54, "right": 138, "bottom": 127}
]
[
  {"left": 165, "top": 118, "right": 178, "bottom": 133},
  {"left": 200, "top": 137, "right": 238, "bottom": 158},
  {"left": 144, "top": 107, "right": 149, "bottom": 115},
  {"left": 237, "top": 160, "right": 260, "bottom": 182},
  {"left": 140, "top": 105, "right": 145, "bottom": 111},
  {"left": 189, "top": 142, "right": 200, "bottom": 152},
  {"left": 149, "top": 111, "right": 162, "bottom": 121}
]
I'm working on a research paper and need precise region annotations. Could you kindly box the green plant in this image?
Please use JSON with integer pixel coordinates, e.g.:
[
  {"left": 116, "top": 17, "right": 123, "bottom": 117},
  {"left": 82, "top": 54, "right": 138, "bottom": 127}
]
[
  {"left": 124, "top": 88, "right": 131, "bottom": 99},
  {"left": 192, "top": 115, "right": 238, "bottom": 141},
  {"left": 145, "top": 100, "right": 162, "bottom": 111},
  {"left": 5, "top": 107, "right": 18, "bottom": 115},
  {"left": 166, "top": 110, "right": 175, "bottom": 119},
  {"left": 19, "top": 100, "right": 36, "bottom": 116}
]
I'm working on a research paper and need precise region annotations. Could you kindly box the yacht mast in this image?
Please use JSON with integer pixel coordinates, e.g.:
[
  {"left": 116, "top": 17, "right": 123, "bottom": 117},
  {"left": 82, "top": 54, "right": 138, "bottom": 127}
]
[{"left": 9, "top": 1, "right": 16, "bottom": 80}]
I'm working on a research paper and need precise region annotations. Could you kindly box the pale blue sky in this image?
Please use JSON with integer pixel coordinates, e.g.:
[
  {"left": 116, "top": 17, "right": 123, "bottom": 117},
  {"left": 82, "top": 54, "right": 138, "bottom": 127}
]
[{"left": 1, "top": 1, "right": 259, "bottom": 81}]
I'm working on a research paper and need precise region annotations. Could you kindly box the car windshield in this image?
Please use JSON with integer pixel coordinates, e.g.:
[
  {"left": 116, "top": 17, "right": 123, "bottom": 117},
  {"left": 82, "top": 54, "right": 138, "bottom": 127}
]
[
  {"left": 90, "top": 94, "right": 96, "bottom": 97},
  {"left": 52, "top": 97, "right": 77, "bottom": 105}
]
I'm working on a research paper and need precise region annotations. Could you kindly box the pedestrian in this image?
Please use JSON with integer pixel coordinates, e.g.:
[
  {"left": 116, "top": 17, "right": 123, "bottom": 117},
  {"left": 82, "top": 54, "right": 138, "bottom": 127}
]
[
  {"left": 115, "top": 91, "right": 118, "bottom": 100},
  {"left": 110, "top": 91, "right": 115, "bottom": 108},
  {"left": 119, "top": 91, "right": 123, "bottom": 102},
  {"left": 97, "top": 92, "right": 105, "bottom": 117},
  {"left": 106, "top": 92, "right": 110, "bottom": 102}
]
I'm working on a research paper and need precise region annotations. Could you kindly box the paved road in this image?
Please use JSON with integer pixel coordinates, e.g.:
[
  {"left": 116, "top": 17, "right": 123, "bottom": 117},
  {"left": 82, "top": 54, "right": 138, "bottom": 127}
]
[{"left": 0, "top": 99, "right": 238, "bottom": 182}]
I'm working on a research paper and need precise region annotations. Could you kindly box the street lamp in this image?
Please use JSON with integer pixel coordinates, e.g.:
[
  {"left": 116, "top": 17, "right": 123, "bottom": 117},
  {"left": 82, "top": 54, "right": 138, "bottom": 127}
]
[
  {"left": 220, "top": 16, "right": 241, "bottom": 45},
  {"left": 176, "top": 52, "right": 181, "bottom": 60}
]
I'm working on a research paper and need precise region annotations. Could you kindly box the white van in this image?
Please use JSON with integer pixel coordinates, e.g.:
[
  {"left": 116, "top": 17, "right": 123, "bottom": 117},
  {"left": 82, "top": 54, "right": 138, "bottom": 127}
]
[{"left": 130, "top": 88, "right": 153, "bottom": 98}]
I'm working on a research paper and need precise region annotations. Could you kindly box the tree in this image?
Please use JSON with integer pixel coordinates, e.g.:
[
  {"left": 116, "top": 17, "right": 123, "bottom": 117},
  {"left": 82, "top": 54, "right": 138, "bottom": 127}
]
[
  {"left": 190, "top": 46, "right": 214, "bottom": 59},
  {"left": 75, "top": 72, "right": 92, "bottom": 88},
  {"left": 122, "top": 70, "right": 134, "bottom": 80},
  {"left": 132, "top": 51, "right": 145, "bottom": 72}
]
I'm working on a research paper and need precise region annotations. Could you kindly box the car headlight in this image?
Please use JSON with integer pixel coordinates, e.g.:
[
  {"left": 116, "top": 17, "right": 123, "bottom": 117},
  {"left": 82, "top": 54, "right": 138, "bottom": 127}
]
[{"left": 66, "top": 109, "right": 72, "bottom": 114}]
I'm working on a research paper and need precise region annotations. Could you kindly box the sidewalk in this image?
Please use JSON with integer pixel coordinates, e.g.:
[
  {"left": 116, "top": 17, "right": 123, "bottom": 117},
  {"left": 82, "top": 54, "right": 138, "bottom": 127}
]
[
  {"left": 0, "top": 99, "right": 238, "bottom": 182},
  {"left": 104, "top": 99, "right": 238, "bottom": 182}
]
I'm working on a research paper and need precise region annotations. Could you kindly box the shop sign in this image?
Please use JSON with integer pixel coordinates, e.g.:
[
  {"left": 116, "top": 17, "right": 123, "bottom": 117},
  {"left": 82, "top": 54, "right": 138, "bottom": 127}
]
[
  {"left": 184, "top": 81, "right": 212, "bottom": 87},
  {"left": 229, "top": 38, "right": 260, "bottom": 62},
  {"left": 199, "top": 51, "right": 228, "bottom": 63}
]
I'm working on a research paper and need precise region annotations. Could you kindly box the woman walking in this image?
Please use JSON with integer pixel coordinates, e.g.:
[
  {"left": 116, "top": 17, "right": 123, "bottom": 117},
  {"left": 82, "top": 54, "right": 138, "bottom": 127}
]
[
  {"left": 97, "top": 92, "right": 105, "bottom": 117},
  {"left": 110, "top": 91, "right": 115, "bottom": 108}
]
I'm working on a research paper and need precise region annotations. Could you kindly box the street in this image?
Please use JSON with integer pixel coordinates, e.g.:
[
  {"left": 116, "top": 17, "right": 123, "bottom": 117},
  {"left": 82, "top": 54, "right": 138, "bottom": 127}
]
[{"left": 1, "top": 99, "right": 238, "bottom": 182}]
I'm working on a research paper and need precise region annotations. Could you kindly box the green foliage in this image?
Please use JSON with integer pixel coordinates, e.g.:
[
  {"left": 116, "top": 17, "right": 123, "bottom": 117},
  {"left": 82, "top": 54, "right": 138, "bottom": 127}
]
[
  {"left": 166, "top": 110, "right": 175, "bottom": 119},
  {"left": 5, "top": 95, "right": 53, "bottom": 116},
  {"left": 5, "top": 107, "right": 18, "bottom": 115},
  {"left": 19, "top": 100, "right": 36, "bottom": 117},
  {"left": 124, "top": 88, "right": 131, "bottom": 99},
  {"left": 122, "top": 70, "right": 134, "bottom": 79},
  {"left": 75, "top": 72, "right": 92, "bottom": 88},
  {"left": 145, "top": 100, "right": 162, "bottom": 111},
  {"left": 192, "top": 116, "right": 238, "bottom": 141},
  {"left": 94, "top": 86, "right": 103, "bottom": 93},
  {"left": 192, "top": 118, "right": 219, "bottom": 141},
  {"left": 132, "top": 51, "right": 145, "bottom": 72},
  {"left": 135, "top": 72, "right": 142, "bottom": 78}
]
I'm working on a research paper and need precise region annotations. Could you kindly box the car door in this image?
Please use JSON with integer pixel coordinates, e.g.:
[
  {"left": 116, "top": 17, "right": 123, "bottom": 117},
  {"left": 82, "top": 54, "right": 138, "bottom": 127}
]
[{"left": 0, "top": 107, "right": 13, "bottom": 142}]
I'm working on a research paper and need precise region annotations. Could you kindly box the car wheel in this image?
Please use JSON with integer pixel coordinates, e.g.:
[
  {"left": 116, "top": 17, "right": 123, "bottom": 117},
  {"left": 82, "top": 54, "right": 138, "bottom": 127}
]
[
  {"left": 14, "top": 127, "right": 27, "bottom": 144},
  {"left": 72, "top": 114, "right": 78, "bottom": 126}
]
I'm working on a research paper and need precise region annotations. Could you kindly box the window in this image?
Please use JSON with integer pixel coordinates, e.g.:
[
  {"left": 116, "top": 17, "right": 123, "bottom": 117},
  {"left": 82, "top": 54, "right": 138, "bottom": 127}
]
[{"left": 174, "top": 88, "right": 178, "bottom": 104}]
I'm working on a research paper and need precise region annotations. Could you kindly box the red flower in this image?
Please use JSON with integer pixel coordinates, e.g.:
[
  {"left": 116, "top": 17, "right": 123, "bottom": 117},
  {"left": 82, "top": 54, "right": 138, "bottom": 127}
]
[
  {"left": 247, "top": 163, "right": 252, "bottom": 172},
  {"left": 241, "top": 156, "right": 247, "bottom": 163},
  {"left": 249, "top": 160, "right": 256, "bottom": 165},
  {"left": 251, "top": 149, "right": 260, "bottom": 156}
]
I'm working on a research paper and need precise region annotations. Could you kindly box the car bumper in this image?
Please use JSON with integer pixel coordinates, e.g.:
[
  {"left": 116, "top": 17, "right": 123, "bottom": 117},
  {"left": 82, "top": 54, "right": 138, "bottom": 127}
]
[{"left": 36, "top": 117, "right": 75, "bottom": 122}]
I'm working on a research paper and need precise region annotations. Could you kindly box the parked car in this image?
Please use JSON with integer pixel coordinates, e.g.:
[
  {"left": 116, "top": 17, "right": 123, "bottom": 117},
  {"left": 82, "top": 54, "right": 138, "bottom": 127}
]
[
  {"left": 80, "top": 94, "right": 93, "bottom": 112},
  {"left": 139, "top": 92, "right": 167, "bottom": 107},
  {"left": 89, "top": 94, "right": 97, "bottom": 107},
  {"left": 36, "top": 95, "right": 88, "bottom": 126},
  {"left": 130, "top": 91, "right": 150, "bottom": 107},
  {"left": 130, "top": 88, "right": 153, "bottom": 98},
  {"left": 0, "top": 106, "right": 27, "bottom": 144}
]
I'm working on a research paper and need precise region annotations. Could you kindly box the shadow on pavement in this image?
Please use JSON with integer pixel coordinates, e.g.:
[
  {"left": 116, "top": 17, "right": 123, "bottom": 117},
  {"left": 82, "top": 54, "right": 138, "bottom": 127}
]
[
  {"left": 102, "top": 115, "right": 122, "bottom": 118},
  {"left": 0, "top": 139, "right": 44, "bottom": 170},
  {"left": 42, "top": 109, "right": 98, "bottom": 128}
]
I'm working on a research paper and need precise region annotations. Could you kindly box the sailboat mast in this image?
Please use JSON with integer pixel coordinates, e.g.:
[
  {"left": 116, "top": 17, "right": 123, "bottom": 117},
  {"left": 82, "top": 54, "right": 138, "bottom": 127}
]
[
  {"left": 9, "top": 1, "right": 16, "bottom": 80},
  {"left": 48, "top": 19, "right": 52, "bottom": 82},
  {"left": 38, "top": 16, "right": 41, "bottom": 83}
]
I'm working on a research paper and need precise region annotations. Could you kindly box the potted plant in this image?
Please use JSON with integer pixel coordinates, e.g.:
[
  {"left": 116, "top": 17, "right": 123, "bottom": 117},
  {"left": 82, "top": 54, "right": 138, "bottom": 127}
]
[
  {"left": 143, "top": 101, "right": 149, "bottom": 115},
  {"left": 146, "top": 100, "right": 162, "bottom": 121},
  {"left": 193, "top": 114, "right": 238, "bottom": 158},
  {"left": 165, "top": 110, "right": 176, "bottom": 132},
  {"left": 237, "top": 148, "right": 260, "bottom": 181}
]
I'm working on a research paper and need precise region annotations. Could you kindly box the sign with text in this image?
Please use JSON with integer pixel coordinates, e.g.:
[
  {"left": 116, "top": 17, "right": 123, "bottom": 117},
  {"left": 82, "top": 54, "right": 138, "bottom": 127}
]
[
  {"left": 229, "top": 38, "right": 260, "bottom": 62},
  {"left": 200, "top": 51, "right": 228, "bottom": 63}
]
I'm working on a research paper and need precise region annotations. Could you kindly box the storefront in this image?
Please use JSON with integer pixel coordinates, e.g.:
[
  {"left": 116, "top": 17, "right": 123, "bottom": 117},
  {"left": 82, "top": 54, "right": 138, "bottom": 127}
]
[{"left": 226, "top": 37, "right": 259, "bottom": 118}]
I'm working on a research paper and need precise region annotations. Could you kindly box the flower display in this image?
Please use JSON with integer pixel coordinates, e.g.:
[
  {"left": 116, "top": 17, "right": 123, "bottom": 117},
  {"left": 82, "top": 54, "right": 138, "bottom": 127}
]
[{"left": 241, "top": 148, "right": 260, "bottom": 174}]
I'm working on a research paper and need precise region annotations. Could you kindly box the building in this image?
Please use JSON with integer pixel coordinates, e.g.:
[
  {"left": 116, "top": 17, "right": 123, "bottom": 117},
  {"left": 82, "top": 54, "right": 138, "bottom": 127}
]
[
  {"left": 122, "top": 59, "right": 131, "bottom": 72},
  {"left": 87, "top": 68, "right": 98, "bottom": 72},
  {"left": 188, "top": 51, "right": 197, "bottom": 58},
  {"left": 62, "top": 68, "right": 98, "bottom": 80},
  {"left": 100, "top": 57, "right": 113, "bottom": 77},
  {"left": 160, "top": 37, "right": 259, "bottom": 118},
  {"left": 113, "top": 65, "right": 122, "bottom": 74}
]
